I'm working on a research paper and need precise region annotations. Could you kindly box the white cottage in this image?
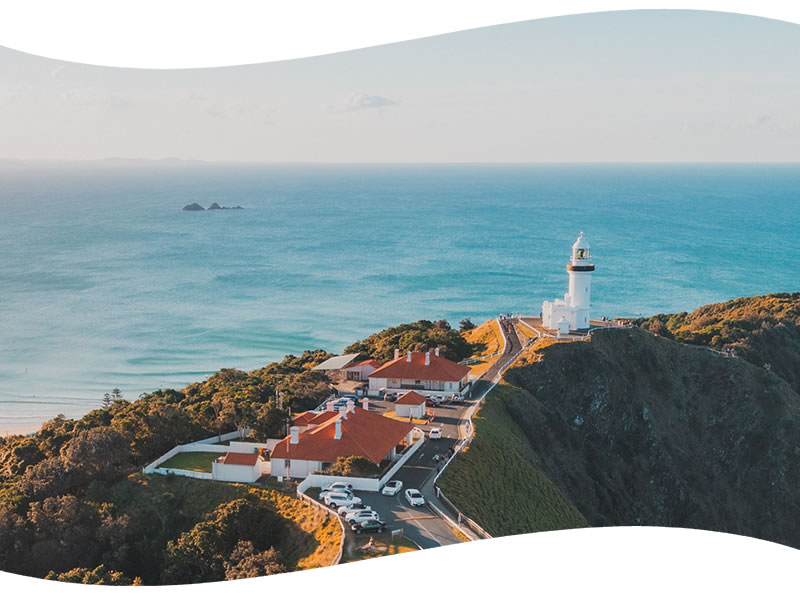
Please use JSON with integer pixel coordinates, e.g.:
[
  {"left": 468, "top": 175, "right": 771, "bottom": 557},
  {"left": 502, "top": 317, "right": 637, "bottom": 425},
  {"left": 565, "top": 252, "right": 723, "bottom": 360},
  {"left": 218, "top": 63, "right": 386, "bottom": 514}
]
[
  {"left": 211, "top": 452, "right": 265, "bottom": 483},
  {"left": 394, "top": 391, "right": 427, "bottom": 419}
]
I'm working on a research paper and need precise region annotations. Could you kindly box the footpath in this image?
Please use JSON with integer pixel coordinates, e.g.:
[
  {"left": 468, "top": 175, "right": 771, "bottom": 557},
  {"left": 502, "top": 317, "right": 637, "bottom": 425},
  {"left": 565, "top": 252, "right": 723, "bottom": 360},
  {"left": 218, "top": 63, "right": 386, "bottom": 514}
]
[{"left": 418, "top": 318, "right": 527, "bottom": 541}]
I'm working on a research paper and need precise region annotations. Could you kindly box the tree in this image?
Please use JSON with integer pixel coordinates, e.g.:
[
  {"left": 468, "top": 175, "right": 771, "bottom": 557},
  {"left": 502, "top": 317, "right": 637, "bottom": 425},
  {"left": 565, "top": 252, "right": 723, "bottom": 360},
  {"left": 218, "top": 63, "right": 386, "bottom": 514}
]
[
  {"left": 161, "top": 498, "right": 285, "bottom": 584},
  {"left": 460, "top": 318, "right": 476, "bottom": 332},
  {"left": 62, "top": 427, "right": 131, "bottom": 483},
  {"left": 102, "top": 388, "right": 123, "bottom": 410},
  {"left": 251, "top": 403, "right": 288, "bottom": 441},
  {"left": 46, "top": 565, "right": 141, "bottom": 585},
  {"left": 224, "top": 541, "right": 285, "bottom": 580},
  {"left": 321, "top": 456, "right": 379, "bottom": 478}
]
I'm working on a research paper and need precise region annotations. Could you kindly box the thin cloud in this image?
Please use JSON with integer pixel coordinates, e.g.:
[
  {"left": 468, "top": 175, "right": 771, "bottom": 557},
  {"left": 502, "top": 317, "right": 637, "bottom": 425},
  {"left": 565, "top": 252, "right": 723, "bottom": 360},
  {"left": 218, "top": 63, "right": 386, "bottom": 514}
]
[{"left": 331, "top": 91, "right": 397, "bottom": 112}]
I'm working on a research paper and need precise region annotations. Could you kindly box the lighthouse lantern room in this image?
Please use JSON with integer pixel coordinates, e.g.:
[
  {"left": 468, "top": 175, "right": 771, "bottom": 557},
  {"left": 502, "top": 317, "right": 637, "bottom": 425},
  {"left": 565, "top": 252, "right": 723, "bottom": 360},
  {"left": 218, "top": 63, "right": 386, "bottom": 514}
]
[{"left": 542, "top": 232, "right": 594, "bottom": 332}]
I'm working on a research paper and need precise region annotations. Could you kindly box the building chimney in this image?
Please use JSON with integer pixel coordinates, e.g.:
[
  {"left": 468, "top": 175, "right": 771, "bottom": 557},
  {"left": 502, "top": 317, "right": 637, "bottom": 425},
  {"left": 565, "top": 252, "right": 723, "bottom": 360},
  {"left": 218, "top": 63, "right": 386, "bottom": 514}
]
[
  {"left": 290, "top": 426, "right": 300, "bottom": 444},
  {"left": 407, "top": 351, "right": 412, "bottom": 362},
  {"left": 361, "top": 397, "right": 369, "bottom": 411},
  {"left": 425, "top": 351, "right": 431, "bottom": 366},
  {"left": 394, "top": 348, "right": 400, "bottom": 360},
  {"left": 435, "top": 347, "right": 440, "bottom": 357},
  {"left": 334, "top": 417, "right": 342, "bottom": 440},
  {"left": 326, "top": 400, "right": 335, "bottom": 412},
  {"left": 346, "top": 400, "right": 355, "bottom": 413}
]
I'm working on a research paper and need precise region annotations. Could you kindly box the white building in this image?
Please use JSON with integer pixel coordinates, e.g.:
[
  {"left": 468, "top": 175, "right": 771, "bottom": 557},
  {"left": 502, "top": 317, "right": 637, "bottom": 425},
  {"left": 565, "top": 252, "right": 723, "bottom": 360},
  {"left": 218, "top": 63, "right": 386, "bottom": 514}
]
[
  {"left": 542, "top": 232, "right": 594, "bottom": 332},
  {"left": 367, "top": 349, "right": 471, "bottom": 398},
  {"left": 211, "top": 452, "right": 266, "bottom": 483},
  {"left": 394, "top": 391, "right": 427, "bottom": 419},
  {"left": 270, "top": 401, "right": 418, "bottom": 479}
]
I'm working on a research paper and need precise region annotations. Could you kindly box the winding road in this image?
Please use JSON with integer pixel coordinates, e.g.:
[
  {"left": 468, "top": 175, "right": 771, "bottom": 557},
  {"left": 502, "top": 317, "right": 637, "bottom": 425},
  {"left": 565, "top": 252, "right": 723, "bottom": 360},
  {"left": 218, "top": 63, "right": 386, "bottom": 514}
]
[{"left": 354, "top": 318, "right": 527, "bottom": 547}]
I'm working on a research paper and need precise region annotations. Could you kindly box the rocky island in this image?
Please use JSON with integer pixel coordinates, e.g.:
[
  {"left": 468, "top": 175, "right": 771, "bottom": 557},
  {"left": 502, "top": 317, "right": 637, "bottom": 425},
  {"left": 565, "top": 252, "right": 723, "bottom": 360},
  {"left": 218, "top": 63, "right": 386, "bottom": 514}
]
[{"left": 182, "top": 202, "right": 244, "bottom": 211}]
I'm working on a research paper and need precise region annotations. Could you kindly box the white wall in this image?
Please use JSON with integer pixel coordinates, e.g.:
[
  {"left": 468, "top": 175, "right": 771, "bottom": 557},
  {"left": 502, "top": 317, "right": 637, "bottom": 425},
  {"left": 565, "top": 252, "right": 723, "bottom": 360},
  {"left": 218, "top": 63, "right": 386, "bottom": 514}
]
[
  {"left": 212, "top": 461, "right": 261, "bottom": 483},
  {"left": 270, "top": 457, "right": 324, "bottom": 479},
  {"left": 228, "top": 440, "right": 277, "bottom": 453},
  {"left": 395, "top": 403, "right": 425, "bottom": 418}
]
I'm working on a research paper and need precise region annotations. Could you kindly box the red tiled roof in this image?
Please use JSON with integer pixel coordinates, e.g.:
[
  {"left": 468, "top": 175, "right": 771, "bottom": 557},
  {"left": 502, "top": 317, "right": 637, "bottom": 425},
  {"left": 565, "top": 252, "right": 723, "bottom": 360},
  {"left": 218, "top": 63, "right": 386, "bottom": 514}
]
[
  {"left": 308, "top": 410, "right": 338, "bottom": 425},
  {"left": 271, "top": 407, "right": 415, "bottom": 465},
  {"left": 368, "top": 352, "right": 469, "bottom": 382},
  {"left": 293, "top": 411, "right": 319, "bottom": 425},
  {"left": 220, "top": 452, "right": 261, "bottom": 466},
  {"left": 344, "top": 359, "right": 381, "bottom": 369},
  {"left": 395, "top": 391, "right": 427, "bottom": 405}
]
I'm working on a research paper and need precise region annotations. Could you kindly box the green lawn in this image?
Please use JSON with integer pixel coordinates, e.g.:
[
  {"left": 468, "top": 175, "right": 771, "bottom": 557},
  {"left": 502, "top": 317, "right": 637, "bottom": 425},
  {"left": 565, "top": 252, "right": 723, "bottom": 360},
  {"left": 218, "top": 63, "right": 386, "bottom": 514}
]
[{"left": 157, "top": 451, "right": 221, "bottom": 472}]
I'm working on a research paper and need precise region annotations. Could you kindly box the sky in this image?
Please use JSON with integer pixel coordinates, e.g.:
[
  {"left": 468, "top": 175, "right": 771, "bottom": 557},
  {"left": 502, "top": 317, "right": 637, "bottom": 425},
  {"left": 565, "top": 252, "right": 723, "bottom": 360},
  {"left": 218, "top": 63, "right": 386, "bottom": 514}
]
[{"left": 0, "top": 10, "right": 799, "bottom": 162}]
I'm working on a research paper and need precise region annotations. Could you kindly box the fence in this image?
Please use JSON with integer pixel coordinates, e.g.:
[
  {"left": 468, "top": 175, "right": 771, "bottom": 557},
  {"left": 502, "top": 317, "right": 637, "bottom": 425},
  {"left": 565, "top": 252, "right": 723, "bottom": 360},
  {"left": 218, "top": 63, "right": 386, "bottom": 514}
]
[
  {"left": 295, "top": 482, "right": 347, "bottom": 565},
  {"left": 143, "top": 429, "right": 260, "bottom": 478},
  {"left": 431, "top": 332, "right": 536, "bottom": 540},
  {"left": 296, "top": 427, "right": 426, "bottom": 492}
]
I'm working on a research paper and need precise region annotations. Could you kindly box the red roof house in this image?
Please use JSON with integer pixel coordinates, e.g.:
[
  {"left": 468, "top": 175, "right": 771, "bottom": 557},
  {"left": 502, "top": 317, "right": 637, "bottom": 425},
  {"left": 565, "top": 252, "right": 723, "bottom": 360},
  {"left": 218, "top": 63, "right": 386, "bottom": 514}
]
[
  {"left": 270, "top": 404, "right": 416, "bottom": 479},
  {"left": 367, "top": 350, "right": 470, "bottom": 397}
]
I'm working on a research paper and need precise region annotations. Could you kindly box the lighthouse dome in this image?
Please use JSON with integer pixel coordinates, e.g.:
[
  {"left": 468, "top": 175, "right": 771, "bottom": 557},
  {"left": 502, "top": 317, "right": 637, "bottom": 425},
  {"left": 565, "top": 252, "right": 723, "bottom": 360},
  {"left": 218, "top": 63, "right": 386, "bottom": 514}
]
[{"left": 572, "top": 232, "right": 590, "bottom": 260}]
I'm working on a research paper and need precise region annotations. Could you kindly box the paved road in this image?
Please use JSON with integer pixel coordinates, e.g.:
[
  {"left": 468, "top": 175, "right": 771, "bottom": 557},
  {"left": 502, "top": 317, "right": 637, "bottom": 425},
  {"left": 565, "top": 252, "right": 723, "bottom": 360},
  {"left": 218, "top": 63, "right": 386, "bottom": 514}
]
[{"left": 326, "top": 319, "right": 527, "bottom": 549}]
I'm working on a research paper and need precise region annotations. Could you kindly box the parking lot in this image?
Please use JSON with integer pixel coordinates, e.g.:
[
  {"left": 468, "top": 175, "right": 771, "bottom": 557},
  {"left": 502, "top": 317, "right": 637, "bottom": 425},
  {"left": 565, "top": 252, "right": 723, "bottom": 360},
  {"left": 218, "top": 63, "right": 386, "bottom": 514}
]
[{"left": 310, "top": 397, "right": 469, "bottom": 548}]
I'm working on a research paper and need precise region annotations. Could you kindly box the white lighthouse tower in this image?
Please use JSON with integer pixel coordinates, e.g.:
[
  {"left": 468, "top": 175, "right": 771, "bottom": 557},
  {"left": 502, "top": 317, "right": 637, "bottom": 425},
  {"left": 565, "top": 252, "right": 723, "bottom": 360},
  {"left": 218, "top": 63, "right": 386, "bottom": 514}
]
[{"left": 542, "top": 232, "right": 594, "bottom": 332}]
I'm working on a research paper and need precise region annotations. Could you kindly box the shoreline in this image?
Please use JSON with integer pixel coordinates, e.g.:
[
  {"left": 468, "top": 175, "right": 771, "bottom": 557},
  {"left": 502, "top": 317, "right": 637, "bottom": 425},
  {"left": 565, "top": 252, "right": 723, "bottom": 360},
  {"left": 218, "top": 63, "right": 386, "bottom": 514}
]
[{"left": 2, "top": 423, "right": 41, "bottom": 438}]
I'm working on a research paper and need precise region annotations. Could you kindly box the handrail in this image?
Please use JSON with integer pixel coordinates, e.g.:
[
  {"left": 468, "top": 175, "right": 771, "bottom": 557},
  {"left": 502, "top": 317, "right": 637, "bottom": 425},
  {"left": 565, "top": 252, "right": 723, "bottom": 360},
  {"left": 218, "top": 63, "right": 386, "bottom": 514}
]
[{"left": 431, "top": 325, "right": 534, "bottom": 540}]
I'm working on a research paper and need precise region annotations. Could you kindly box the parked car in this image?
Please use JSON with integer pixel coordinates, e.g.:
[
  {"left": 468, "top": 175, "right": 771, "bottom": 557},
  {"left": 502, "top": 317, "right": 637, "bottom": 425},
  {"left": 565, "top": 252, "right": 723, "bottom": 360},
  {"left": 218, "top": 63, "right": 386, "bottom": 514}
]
[
  {"left": 381, "top": 480, "right": 403, "bottom": 496},
  {"left": 338, "top": 503, "right": 371, "bottom": 518},
  {"left": 324, "top": 492, "right": 362, "bottom": 509},
  {"left": 325, "top": 481, "right": 354, "bottom": 492},
  {"left": 451, "top": 393, "right": 465, "bottom": 404},
  {"left": 352, "top": 519, "right": 388, "bottom": 535},
  {"left": 320, "top": 486, "right": 353, "bottom": 499},
  {"left": 404, "top": 488, "right": 425, "bottom": 507},
  {"left": 425, "top": 399, "right": 438, "bottom": 407},
  {"left": 346, "top": 510, "right": 380, "bottom": 525},
  {"left": 429, "top": 427, "right": 442, "bottom": 440},
  {"left": 383, "top": 393, "right": 397, "bottom": 402}
]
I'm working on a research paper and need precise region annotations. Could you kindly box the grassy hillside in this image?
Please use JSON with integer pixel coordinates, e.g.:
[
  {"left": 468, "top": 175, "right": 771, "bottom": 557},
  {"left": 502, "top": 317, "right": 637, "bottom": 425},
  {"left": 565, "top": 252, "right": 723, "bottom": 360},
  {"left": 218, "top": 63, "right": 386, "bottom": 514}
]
[
  {"left": 444, "top": 294, "right": 800, "bottom": 548},
  {"left": 502, "top": 327, "right": 800, "bottom": 547},
  {"left": 439, "top": 382, "right": 588, "bottom": 536},
  {"left": 462, "top": 319, "right": 505, "bottom": 377}
]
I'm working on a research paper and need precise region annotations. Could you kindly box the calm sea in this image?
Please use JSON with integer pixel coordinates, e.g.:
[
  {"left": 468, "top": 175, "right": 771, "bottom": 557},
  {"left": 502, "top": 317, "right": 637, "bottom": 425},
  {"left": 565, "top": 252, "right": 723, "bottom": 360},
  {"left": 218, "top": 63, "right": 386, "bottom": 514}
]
[{"left": 1, "top": 163, "right": 798, "bottom": 433}]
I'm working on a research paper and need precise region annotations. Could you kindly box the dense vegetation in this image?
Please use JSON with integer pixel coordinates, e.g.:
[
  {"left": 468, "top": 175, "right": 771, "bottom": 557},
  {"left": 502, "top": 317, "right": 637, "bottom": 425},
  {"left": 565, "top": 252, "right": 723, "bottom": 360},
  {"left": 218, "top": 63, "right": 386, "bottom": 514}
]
[
  {"left": 344, "top": 319, "right": 473, "bottom": 362},
  {"left": 635, "top": 292, "right": 800, "bottom": 394},
  {"left": 0, "top": 349, "right": 341, "bottom": 584},
  {"left": 0, "top": 317, "right": 477, "bottom": 584}
]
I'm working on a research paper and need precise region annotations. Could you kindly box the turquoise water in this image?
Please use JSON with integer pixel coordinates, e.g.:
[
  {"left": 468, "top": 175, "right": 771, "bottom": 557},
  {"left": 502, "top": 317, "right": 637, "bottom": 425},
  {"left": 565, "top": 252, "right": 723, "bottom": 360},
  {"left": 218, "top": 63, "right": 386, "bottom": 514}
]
[{"left": 1, "top": 163, "right": 798, "bottom": 432}]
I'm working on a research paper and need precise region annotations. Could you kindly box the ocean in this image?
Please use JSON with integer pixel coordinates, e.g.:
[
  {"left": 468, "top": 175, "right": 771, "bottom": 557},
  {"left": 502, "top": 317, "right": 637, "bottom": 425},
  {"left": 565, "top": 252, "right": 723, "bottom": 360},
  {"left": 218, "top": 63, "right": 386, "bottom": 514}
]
[{"left": 1, "top": 163, "right": 798, "bottom": 434}]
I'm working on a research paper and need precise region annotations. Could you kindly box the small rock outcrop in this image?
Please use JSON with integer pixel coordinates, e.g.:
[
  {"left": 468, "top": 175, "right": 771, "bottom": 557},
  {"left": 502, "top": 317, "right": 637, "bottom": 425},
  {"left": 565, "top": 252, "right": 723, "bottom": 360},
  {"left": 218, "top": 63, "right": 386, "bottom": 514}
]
[{"left": 182, "top": 202, "right": 243, "bottom": 212}]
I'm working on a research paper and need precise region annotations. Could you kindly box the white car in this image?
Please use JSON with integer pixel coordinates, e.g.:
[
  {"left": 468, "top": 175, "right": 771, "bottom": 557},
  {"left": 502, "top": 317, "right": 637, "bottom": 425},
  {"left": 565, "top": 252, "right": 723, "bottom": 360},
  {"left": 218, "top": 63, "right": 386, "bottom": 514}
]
[
  {"left": 319, "top": 488, "right": 352, "bottom": 502},
  {"left": 346, "top": 510, "right": 380, "bottom": 525},
  {"left": 404, "top": 488, "right": 425, "bottom": 507},
  {"left": 338, "top": 503, "right": 371, "bottom": 518},
  {"left": 429, "top": 427, "right": 442, "bottom": 440},
  {"left": 324, "top": 492, "right": 362, "bottom": 509},
  {"left": 325, "top": 481, "right": 354, "bottom": 492},
  {"left": 381, "top": 480, "right": 403, "bottom": 496}
]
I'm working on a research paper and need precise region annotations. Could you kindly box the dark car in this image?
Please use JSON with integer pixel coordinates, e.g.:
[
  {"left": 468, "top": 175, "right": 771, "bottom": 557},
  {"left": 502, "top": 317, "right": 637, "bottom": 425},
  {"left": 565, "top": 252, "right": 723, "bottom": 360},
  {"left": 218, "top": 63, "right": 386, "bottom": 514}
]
[{"left": 352, "top": 519, "right": 388, "bottom": 535}]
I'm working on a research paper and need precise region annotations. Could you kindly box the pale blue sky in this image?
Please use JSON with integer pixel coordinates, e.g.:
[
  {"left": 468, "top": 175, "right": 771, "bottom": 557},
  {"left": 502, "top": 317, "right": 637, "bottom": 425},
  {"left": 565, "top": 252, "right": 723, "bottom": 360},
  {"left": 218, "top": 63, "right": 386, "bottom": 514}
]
[{"left": 1, "top": 10, "right": 799, "bottom": 162}]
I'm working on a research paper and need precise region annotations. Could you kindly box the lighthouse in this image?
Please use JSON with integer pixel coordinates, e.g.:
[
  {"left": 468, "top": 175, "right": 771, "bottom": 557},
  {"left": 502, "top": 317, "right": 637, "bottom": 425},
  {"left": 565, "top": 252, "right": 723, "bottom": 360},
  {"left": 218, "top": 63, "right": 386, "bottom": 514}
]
[{"left": 542, "top": 232, "right": 594, "bottom": 332}]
